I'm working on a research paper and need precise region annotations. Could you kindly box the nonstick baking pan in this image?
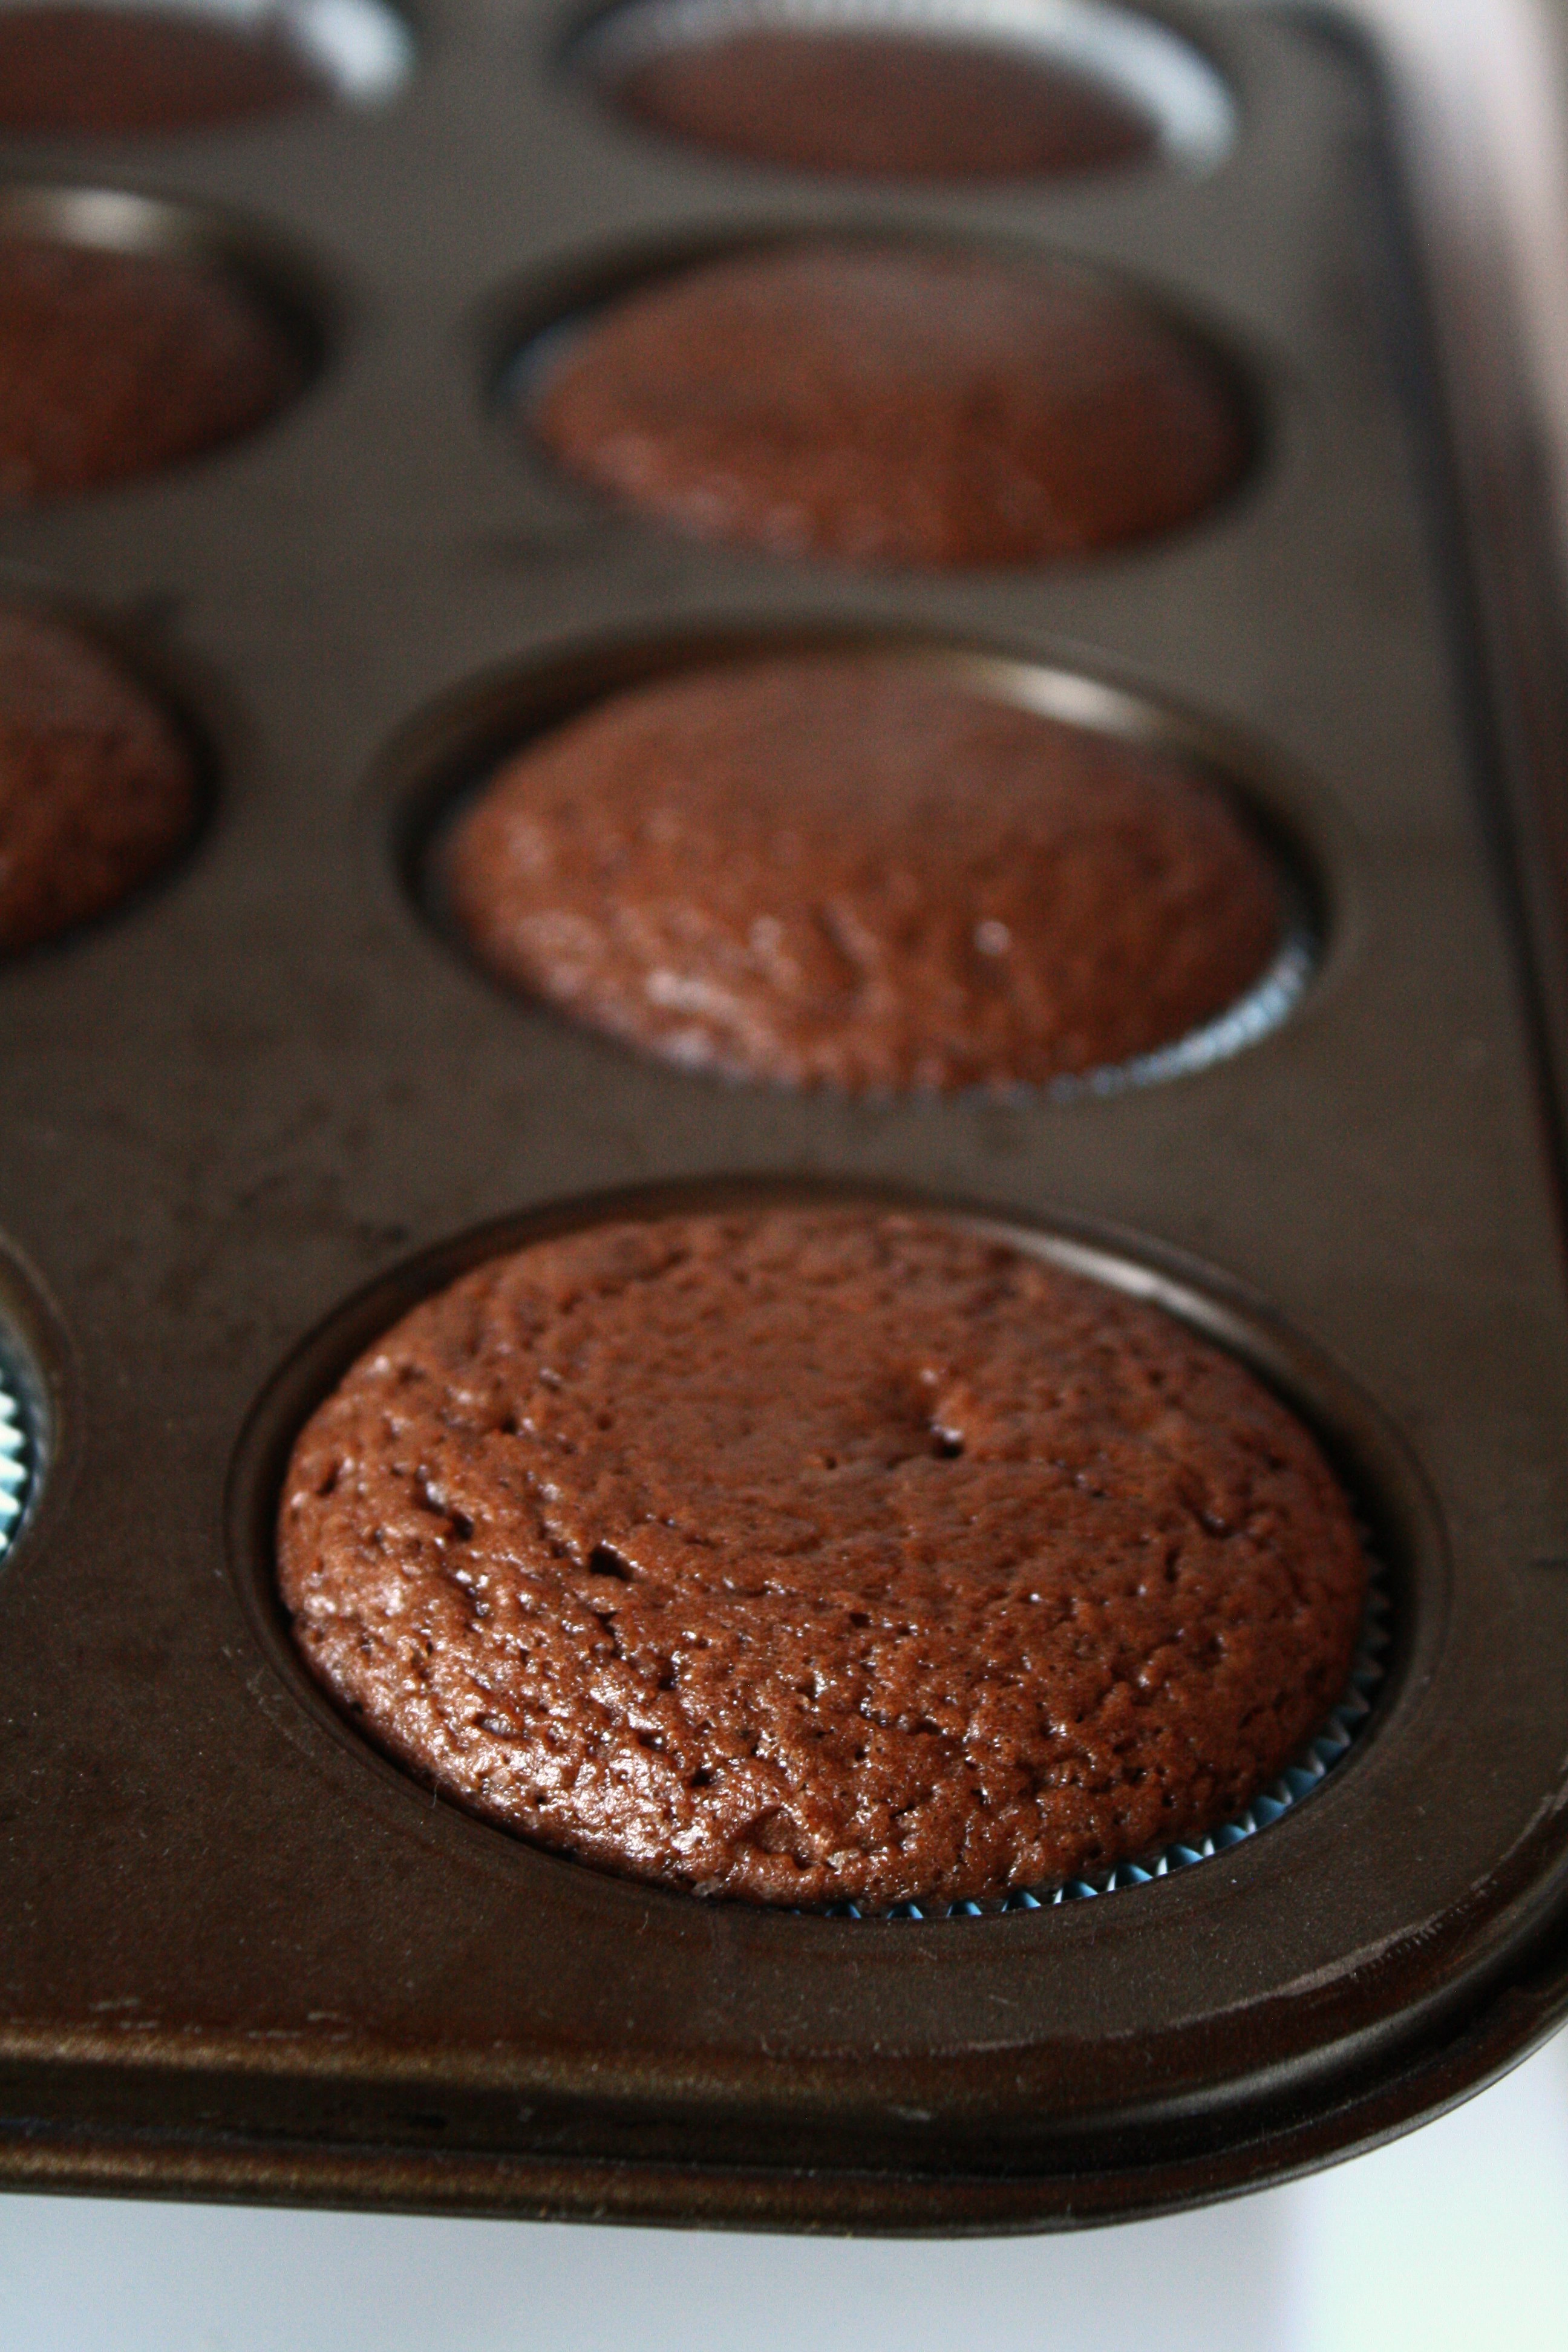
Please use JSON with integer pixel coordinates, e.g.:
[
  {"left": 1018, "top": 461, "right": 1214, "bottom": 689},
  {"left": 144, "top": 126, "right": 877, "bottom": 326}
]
[{"left": 3, "top": 0, "right": 1568, "bottom": 2232}]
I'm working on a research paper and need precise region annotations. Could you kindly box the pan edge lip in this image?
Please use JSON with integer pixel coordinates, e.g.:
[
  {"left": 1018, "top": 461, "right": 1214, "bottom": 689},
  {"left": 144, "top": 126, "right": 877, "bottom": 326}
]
[{"left": 0, "top": 1936, "right": 1564, "bottom": 2236}]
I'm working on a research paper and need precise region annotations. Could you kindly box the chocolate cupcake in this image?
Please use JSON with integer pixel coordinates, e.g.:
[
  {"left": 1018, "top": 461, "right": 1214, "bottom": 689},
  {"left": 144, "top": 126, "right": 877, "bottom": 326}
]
[
  {"left": 0, "top": 6, "right": 327, "bottom": 137},
  {"left": 0, "top": 233, "right": 300, "bottom": 509},
  {"left": 445, "top": 653, "right": 1285, "bottom": 1093},
  {"left": 278, "top": 1207, "right": 1370, "bottom": 1910},
  {"left": 0, "top": 606, "right": 200, "bottom": 955},
  {"left": 527, "top": 241, "right": 1250, "bottom": 569},
  {"left": 608, "top": 26, "right": 1157, "bottom": 182}
]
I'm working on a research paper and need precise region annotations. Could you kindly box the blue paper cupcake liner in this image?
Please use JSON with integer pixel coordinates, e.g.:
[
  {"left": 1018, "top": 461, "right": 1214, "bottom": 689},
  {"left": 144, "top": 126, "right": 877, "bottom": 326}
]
[
  {"left": 0, "top": 1353, "right": 34, "bottom": 1565},
  {"left": 1048, "top": 924, "right": 1315, "bottom": 1103}
]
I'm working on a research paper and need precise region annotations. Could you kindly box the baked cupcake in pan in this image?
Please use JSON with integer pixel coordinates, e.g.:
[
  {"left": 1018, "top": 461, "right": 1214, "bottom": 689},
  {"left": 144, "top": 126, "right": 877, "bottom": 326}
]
[
  {"left": 278, "top": 1207, "right": 1371, "bottom": 1912},
  {"left": 607, "top": 22, "right": 1157, "bottom": 181},
  {"left": 0, "top": 604, "right": 200, "bottom": 955},
  {"left": 443, "top": 652, "right": 1288, "bottom": 1094},
  {"left": 0, "top": 230, "right": 301, "bottom": 509},
  {"left": 0, "top": 5, "right": 328, "bottom": 138},
  {"left": 526, "top": 241, "right": 1250, "bottom": 569}
]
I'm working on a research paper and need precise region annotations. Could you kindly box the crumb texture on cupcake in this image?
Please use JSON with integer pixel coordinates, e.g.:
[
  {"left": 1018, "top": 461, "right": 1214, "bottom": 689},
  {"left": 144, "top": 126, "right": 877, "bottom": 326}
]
[
  {"left": 278, "top": 1208, "right": 1370, "bottom": 1910},
  {"left": 0, "top": 235, "right": 298, "bottom": 508},
  {"left": 610, "top": 29, "right": 1155, "bottom": 181},
  {"left": 445, "top": 654, "right": 1283, "bottom": 1092},
  {"left": 0, "top": 6, "right": 326, "bottom": 137},
  {"left": 0, "top": 606, "right": 199, "bottom": 953},
  {"left": 528, "top": 242, "right": 1249, "bottom": 569}
]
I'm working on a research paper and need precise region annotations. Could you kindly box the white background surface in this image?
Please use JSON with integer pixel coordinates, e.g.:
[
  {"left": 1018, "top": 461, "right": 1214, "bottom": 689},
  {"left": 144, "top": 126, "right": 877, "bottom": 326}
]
[
  {"left": 1, "top": 2027, "right": 1566, "bottom": 2350},
  {"left": 10, "top": 2, "right": 1568, "bottom": 2341}
]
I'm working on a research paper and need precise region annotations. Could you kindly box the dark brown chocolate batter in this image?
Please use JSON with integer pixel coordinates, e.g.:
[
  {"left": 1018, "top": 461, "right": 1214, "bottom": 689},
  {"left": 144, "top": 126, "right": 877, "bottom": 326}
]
[
  {"left": 0, "top": 6, "right": 326, "bottom": 137},
  {"left": 530, "top": 241, "right": 1249, "bottom": 569},
  {"left": 0, "top": 234, "right": 299, "bottom": 507},
  {"left": 0, "top": 606, "right": 199, "bottom": 953},
  {"left": 445, "top": 654, "right": 1282, "bottom": 1092},
  {"left": 279, "top": 1208, "right": 1369, "bottom": 1909},
  {"left": 611, "top": 28, "right": 1156, "bottom": 181}
]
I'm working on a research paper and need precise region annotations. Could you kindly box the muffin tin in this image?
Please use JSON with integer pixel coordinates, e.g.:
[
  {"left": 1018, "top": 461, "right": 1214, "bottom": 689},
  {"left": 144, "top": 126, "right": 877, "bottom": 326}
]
[{"left": 2, "top": 0, "right": 1568, "bottom": 2231}]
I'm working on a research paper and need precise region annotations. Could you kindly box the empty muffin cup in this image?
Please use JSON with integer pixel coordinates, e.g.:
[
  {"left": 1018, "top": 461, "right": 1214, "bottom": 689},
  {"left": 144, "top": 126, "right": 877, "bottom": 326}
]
[
  {"left": 436, "top": 647, "right": 1310, "bottom": 1095},
  {"left": 579, "top": 0, "right": 1234, "bottom": 183},
  {"left": 520, "top": 238, "right": 1254, "bottom": 570},
  {"left": 0, "top": 190, "right": 313, "bottom": 506},
  {"left": 0, "top": 0, "right": 413, "bottom": 137}
]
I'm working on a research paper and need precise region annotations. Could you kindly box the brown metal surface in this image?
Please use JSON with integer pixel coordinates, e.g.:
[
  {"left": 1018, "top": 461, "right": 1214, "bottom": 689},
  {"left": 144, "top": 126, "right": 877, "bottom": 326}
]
[{"left": 2, "top": 0, "right": 1568, "bottom": 2230}]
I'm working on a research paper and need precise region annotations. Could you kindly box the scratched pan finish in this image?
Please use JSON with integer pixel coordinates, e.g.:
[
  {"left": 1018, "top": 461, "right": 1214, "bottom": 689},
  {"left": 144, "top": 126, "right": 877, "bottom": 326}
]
[{"left": 2, "top": 0, "right": 1568, "bottom": 2231}]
